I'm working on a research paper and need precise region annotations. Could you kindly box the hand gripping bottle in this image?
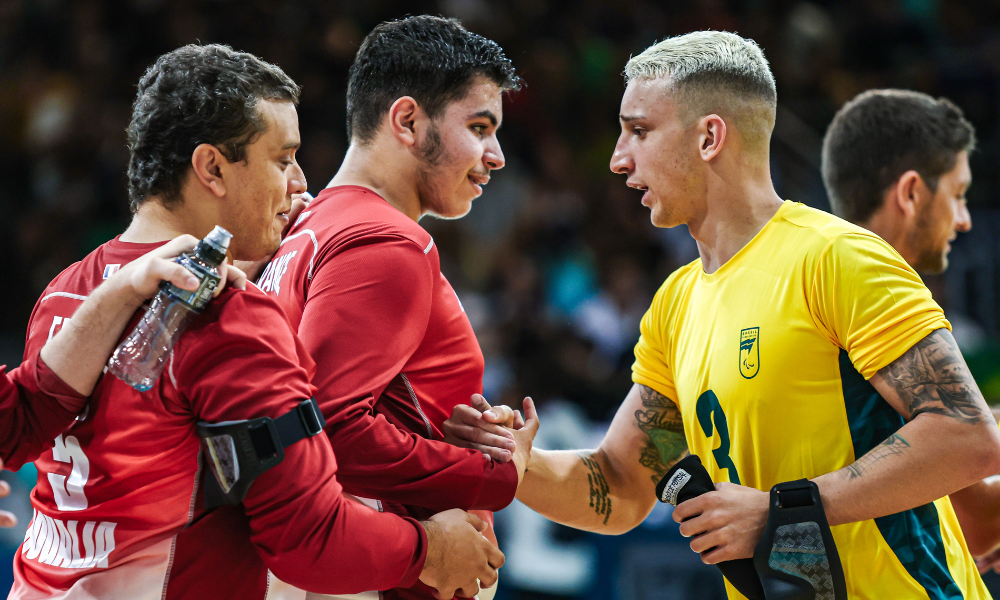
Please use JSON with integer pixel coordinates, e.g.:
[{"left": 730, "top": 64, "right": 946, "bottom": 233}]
[{"left": 109, "top": 226, "right": 232, "bottom": 391}]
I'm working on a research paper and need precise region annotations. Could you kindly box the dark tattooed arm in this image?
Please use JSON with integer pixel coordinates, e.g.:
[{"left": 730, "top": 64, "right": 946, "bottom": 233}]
[
  {"left": 872, "top": 328, "right": 988, "bottom": 424},
  {"left": 813, "top": 328, "right": 1000, "bottom": 527},
  {"left": 635, "top": 385, "right": 688, "bottom": 483}
]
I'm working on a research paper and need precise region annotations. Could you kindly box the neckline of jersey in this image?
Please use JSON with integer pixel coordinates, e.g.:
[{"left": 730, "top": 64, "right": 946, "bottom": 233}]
[
  {"left": 107, "top": 236, "right": 170, "bottom": 251},
  {"left": 319, "top": 184, "right": 389, "bottom": 206},
  {"left": 697, "top": 200, "right": 794, "bottom": 283}
]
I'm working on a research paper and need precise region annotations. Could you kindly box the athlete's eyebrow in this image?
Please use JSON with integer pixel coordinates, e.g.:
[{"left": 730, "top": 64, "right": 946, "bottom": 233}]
[
  {"left": 619, "top": 114, "right": 645, "bottom": 123},
  {"left": 470, "top": 110, "right": 498, "bottom": 126},
  {"left": 281, "top": 142, "right": 301, "bottom": 150}
]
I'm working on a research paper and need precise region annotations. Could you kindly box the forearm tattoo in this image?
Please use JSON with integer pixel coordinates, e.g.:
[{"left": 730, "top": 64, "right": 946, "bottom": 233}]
[
  {"left": 845, "top": 433, "right": 911, "bottom": 480},
  {"left": 874, "top": 329, "right": 987, "bottom": 424},
  {"left": 577, "top": 451, "right": 612, "bottom": 525},
  {"left": 636, "top": 385, "right": 688, "bottom": 484}
]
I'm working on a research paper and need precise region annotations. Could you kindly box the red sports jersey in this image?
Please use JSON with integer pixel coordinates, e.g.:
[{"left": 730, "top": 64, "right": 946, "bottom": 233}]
[
  {"left": 0, "top": 352, "right": 87, "bottom": 470},
  {"left": 10, "top": 237, "right": 428, "bottom": 600},
  {"left": 260, "top": 186, "right": 517, "bottom": 600}
]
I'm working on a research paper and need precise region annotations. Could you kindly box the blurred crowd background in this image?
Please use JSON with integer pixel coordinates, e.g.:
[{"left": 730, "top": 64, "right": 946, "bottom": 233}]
[{"left": 0, "top": 0, "right": 999, "bottom": 597}]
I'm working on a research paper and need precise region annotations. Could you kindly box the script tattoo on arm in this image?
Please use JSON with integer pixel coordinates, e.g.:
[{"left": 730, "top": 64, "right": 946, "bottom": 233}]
[
  {"left": 873, "top": 328, "right": 987, "bottom": 424},
  {"left": 577, "top": 451, "right": 612, "bottom": 525},
  {"left": 845, "top": 433, "right": 910, "bottom": 480},
  {"left": 635, "top": 385, "right": 688, "bottom": 484}
]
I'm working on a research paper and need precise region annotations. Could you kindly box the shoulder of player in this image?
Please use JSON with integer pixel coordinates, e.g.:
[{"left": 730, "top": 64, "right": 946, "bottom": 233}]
[
  {"left": 646, "top": 258, "right": 702, "bottom": 318},
  {"left": 303, "top": 186, "right": 434, "bottom": 254},
  {"left": 776, "top": 202, "right": 894, "bottom": 262},
  {"left": 776, "top": 202, "right": 881, "bottom": 244},
  {"left": 34, "top": 240, "right": 125, "bottom": 306},
  {"left": 654, "top": 258, "right": 702, "bottom": 298},
  {"left": 191, "top": 285, "right": 294, "bottom": 336}
]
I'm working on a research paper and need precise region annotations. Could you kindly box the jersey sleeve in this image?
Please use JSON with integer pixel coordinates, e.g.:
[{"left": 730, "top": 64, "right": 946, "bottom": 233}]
[
  {"left": 299, "top": 236, "right": 517, "bottom": 512},
  {"left": 171, "top": 289, "right": 427, "bottom": 593},
  {"left": 0, "top": 352, "right": 88, "bottom": 470},
  {"left": 808, "top": 232, "right": 950, "bottom": 380},
  {"left": 632, "top": 281, "right": 679, "bottom": 401}
]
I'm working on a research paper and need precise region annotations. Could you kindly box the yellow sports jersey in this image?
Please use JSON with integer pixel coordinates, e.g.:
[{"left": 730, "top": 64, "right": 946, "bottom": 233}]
[{"left": 632, "top": 202, "right": 988, "bottom": 600}]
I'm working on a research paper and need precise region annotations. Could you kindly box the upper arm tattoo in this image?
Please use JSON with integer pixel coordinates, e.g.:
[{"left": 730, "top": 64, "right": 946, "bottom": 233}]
[
  {"left": 873, "top": 329, "right": 987, "bottom": 424},
  {"left": 635, "top": 385, "right": 688, "bottom": 484}
]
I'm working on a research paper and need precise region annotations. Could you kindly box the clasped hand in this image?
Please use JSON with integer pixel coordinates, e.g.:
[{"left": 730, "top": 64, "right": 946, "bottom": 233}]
[
  {"left": 442, "top": 394, "right": 540, "bottom": 484},
  {"left": 672, "top": 482, "right": 770, "bottom": 564}
]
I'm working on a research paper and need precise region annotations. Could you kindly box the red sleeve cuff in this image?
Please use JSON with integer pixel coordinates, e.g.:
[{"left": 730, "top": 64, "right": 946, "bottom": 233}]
[
  {"left": 397, "top": 516, "right": 429, "bottom": 588},
  {"left": 470, "top": 458, "right": 518, "bottom": 511},
  {"left": 34, "top": 352, "right": 88, "bottom": 413}
]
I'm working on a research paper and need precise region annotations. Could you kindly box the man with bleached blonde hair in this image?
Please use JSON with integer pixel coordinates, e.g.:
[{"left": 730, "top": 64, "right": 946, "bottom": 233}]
[{"left": 447, "top": 30, "right": 997, "bottom": 599}]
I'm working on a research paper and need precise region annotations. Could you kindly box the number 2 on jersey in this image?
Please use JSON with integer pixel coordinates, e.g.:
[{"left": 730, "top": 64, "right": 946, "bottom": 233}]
[
  {"left": 695, "top": 390, "right": 741, "bottom": 485},
  {"left": 49, "top": 434, "right": 89, "bottom": 511}
]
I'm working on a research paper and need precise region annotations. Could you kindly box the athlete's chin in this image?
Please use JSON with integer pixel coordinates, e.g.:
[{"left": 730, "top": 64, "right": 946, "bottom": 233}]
[
  {"left": 429, "top": 198, "right": 473, "bottom": 220},
  {"left": 649, "top": 206, "right": 679, "bottom": 229}
]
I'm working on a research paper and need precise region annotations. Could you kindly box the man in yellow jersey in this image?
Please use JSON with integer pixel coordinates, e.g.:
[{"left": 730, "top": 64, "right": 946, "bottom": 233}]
[
  {"left": 820, "top": 89, "right": 1000, "bottom": 570},
  {"left": 446, "top": 31, "right": 1000, "bottom": 599}
]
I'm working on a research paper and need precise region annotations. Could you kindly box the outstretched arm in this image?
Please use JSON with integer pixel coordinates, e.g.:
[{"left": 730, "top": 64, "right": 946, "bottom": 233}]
[
  {"left": 675, "top": 328, "right": 1000, "bottom": 563},
  {"left": 513, "top": 383, "right": 688, "bottom": 534}
]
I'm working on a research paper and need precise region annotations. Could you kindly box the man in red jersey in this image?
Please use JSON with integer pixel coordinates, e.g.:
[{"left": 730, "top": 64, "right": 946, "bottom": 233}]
[
  {"left": 257, "top": 16, "right": 538, "bottom": 600},
  {"left": 10, "top": 44, "right": 501, "bottom": 600},
  {"left": 0, "top": 235, "right": 247, "bottom": 526}
]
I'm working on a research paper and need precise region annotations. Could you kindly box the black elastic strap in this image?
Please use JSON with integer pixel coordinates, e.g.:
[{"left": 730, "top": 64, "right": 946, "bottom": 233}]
[
  {"left": 753, "top": 479, "right": 848, "bottom": 600},
  {"left": 249, "top": 398, "right": 326, "bottom": 460},
  {"left": 201, "top": 398, "right": 326, "bottom": 508}
]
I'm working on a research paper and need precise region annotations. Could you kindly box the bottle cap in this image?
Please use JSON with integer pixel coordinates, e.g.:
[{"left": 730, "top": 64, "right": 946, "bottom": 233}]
[{"left": 197, "top": 226, "right": 232, "bottom": 266}]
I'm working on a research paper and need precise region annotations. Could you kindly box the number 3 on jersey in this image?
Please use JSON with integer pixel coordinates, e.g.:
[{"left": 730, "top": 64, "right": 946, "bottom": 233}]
[{"left": 696, "top": 390, "right": 741, "bottom": 485}]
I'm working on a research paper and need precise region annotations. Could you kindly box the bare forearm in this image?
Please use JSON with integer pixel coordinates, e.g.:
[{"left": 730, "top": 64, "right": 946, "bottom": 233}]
[
  {"left": 517, "top": 448, "right": 654, "bottom": 534},
  {"left": 40, "top": 278, "right": 144, "bottom": 396},
  {"left": 816, "top": 416, "right": 1000, "bottom": 527},
  {"left": 515, "top": 384, "right": 684, "bottom": 535}
]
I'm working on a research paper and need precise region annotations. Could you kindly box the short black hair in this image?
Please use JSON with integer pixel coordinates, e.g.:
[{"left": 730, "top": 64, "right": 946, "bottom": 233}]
[
  {"left": 346, "top": 15, "right": 521, "bottom": 143},
  {"left": 126, "top": 44, "right": 300, "bottom": 213},
  {"left": 822, "top": 89, "right": 976, "bottom": 225}
]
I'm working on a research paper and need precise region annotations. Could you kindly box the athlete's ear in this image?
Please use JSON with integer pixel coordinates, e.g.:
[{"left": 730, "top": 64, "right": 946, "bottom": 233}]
[
  {"left": 388, "top": 96, "right": 423, "bottom": 148},
  {"left": 698, "top": 114, "right": 727, "bottom": 162},
  {"left": 892, "top": 170, "right": 924, "bottom": 219},
  {"left": 190, "top": 144, "right": 228, "bottom": 198}
]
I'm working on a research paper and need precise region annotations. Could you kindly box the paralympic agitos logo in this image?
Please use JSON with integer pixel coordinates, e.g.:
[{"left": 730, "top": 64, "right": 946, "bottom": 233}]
[{"left": 740, "top": 327, "right": 759, "bottom": 379}]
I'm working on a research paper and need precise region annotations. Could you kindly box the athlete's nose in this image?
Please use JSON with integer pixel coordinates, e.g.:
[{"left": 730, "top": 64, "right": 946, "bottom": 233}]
[
  {"left": 288, "top": 162, "right": 307, "bottom": 196},
  {"left": 955, "top": 201, "right": 972, "bottom": 233},
  {"left": 484, "top": 136, "right": 505, "bottom": 171},
  {"left": 610, "top": 136, "right": 634, "bottom": 175}
]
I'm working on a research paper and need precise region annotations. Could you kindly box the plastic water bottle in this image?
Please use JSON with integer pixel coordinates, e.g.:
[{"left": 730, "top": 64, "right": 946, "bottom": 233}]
[{"left": 109, "top": 226, "right": 232, "bottom": 391}]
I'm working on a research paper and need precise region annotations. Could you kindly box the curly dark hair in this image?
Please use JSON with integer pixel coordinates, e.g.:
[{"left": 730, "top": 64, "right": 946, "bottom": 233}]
[
  {"left": 346, "top": 15, "right": 521, "bottom": 144},
  {"left": 822, "top": 89, "right": 976, "bottom": 225},
  {"left": 126, "top": 44, "right": 300, "bottom": 213}
]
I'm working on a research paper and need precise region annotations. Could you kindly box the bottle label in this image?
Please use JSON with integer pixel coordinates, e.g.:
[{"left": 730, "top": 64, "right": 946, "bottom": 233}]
[
  {"left": 162, "top": 254, "right": 220, "bottom": 312},
  {"left": 163, "top": 277, "right": 219, "bottom": 311}
]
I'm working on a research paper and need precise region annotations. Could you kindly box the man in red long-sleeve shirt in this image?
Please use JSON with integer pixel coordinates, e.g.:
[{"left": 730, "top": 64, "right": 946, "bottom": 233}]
[
  {"left": 257, "top": 16, "right": 538, "bottom": 600},
  {"left": 9, "top": 44, "right": 500, "bottom": 600},
  {"left": 0, "top": 235, "right": 247, "bottom": 527}
]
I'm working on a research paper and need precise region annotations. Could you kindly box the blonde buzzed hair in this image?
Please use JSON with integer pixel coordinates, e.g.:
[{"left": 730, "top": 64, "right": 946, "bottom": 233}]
[{"left": 625, "top": 31, "right": 777, "bottom": 151}]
